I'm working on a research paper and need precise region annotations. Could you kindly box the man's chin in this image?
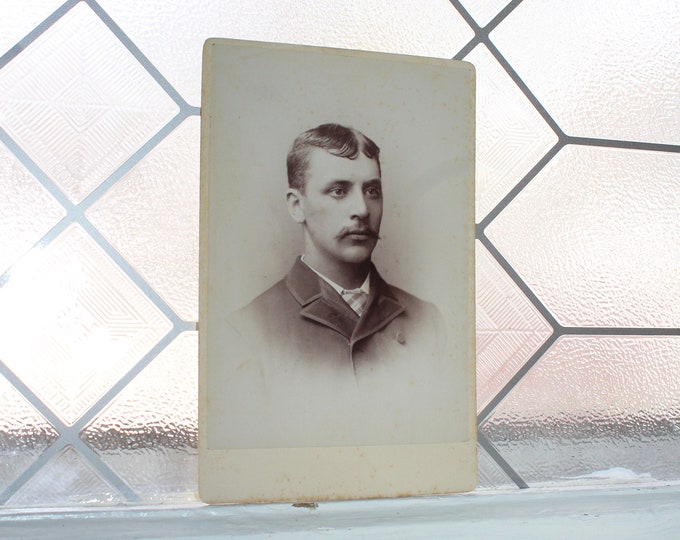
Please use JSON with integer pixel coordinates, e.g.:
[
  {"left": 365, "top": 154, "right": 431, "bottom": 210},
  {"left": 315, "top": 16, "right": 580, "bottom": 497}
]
[{"left": 338, "top": 246, "right": 375, "bottom": 265}]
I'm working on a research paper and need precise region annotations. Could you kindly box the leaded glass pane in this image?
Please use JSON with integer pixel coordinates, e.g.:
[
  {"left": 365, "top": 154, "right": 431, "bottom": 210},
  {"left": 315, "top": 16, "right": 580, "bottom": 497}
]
[
  {"left": 0, "top": 225, "right": 172, "bottom": 426},
  {"left": 0, "top": 3, "right": 179, "bottom": 203},
  {"left": 87, "top": 117, "right": 200, "bottom": 321},
  {"left": 0, "top": 140, "right": 65, "bottom": 275},
  {"left": 81, "top": 332, "right": 197, "bottom": 503},
  {"left": 487, "top": 146, "right": 680, "bottom": 327},
  {"left": 491, "top": 0, "right": 680, "bottom": 144}
]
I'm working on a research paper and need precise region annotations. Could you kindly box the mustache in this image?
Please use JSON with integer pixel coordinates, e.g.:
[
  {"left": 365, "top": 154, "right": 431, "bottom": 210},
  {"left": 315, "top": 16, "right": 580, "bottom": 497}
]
[{"left": 336, "top": 226, "right": 381, "bottom": 240}]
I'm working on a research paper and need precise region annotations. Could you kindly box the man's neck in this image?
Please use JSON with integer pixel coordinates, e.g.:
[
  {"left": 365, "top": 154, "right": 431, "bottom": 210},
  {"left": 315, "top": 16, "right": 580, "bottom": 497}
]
[{"left": 301, "top": 256, "right": 370, "bottom": 290}]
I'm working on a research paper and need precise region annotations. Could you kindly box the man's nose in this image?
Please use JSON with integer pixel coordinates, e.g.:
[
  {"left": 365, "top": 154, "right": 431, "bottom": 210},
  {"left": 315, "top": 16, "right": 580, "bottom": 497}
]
[{"left": 349, "top": 190, "right": 369, "bottom": 219}]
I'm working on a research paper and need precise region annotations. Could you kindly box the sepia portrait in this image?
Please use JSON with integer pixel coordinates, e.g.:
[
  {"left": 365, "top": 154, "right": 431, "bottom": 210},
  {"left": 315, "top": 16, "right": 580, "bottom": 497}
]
[{"left": 199, "top": 38, "right": 476, "bottom": 503}]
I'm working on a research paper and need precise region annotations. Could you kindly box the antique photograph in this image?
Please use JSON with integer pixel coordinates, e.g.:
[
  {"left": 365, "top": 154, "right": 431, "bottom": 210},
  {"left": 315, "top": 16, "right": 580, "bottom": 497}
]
[{"left": 199, "top": 38, "right": 476, "bottom": 502}]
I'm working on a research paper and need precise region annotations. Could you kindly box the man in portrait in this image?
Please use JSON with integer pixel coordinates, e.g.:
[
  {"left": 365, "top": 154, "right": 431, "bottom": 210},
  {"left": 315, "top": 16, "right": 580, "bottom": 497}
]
[{"left": 215, "top": 123, "right": 460, "bottom": 449}]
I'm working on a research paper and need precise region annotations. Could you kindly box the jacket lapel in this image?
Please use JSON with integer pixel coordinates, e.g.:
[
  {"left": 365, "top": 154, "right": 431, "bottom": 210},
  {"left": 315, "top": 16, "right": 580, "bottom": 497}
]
[
  {"left": 285, "top": 257, "right": 405, "bottom": 343},
  {"left": 285, "top": 258, "right": 358, "bottom": 340},
  {"left": 352, "top": 267, "right": 404, "bottom": 343}
]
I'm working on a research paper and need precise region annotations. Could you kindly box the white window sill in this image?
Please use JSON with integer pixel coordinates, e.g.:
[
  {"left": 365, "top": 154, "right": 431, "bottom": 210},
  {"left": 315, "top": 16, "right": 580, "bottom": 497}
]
[{"left": 2, "top": 483, "right": 679, "bottom": 539}]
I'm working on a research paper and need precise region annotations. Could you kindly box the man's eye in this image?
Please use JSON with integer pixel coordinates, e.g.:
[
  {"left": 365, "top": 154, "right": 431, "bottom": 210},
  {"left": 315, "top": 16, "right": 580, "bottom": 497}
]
[
  {"left": 365, "top": 187, "right": 382, "bottom": 197},
  {"left": 329, "top": 188, "right": 346, "bottom": 197}
]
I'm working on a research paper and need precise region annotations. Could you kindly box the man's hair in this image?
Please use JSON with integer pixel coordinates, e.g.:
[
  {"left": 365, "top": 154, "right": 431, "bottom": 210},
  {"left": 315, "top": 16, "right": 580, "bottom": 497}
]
[{"left": 287, "top": 123, "right": 381, "bottom": 192}]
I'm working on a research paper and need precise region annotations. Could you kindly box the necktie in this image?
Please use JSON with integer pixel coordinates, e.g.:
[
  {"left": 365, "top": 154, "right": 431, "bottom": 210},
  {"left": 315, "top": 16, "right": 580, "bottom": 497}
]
[{"left": 341, "top": 288, "right": 368, "bottom": 317}]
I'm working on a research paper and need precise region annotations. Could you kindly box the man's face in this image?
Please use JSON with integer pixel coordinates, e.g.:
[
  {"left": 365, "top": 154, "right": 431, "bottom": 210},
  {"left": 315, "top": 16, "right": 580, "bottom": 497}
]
[{"left": 289, "top": 147, "right": 383, "bottom": 275}]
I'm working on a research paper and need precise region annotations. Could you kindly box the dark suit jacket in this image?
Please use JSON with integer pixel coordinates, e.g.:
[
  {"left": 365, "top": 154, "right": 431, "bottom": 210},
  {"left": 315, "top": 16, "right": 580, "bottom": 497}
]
[
  {"left": 212, "top": 257, "right": 463, "bottom": 448},
  {"left": 230, "top": 257, "right": 445, "bottom": 369}
]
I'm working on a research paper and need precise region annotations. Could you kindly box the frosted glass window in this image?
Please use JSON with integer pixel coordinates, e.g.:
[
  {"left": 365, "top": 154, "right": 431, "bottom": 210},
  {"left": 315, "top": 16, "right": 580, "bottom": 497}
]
[
  {"left": 0, "top": 141, "right": 65, "bottom": 274},
  {"left": 81, "top": 332, "right": 197, "bottom": 504},
  {"left": 86, "top": 118, "right": 200, "bottom": 322},
  {"left": 97, "top": 0, "right": 474, "bottom": 105},
  {"left": 486, "top": 146, "right": 680, "bottom": 328},
  {"left": 0, "top": 0, "right": 679, "bottom": 507},
  {"left": 466, "top": 44, "right": 557, "bottom": 221},
  {"left": 490, "top": 0, "right": 680, "bottom": 144},
  {"left": 0, "top": 0, "right": 63, "bottom": 57},
  {"left": 0, "top": 376, "right": 60, "bottom": 493},
  {"left": 0, "top": 225, "right": 172, "bottom": 426},
  {"left": 459, "top": 0, "right": 514, "bottom": 28},
  {"left": 0, "top": 3, "right": 179, "bottom": 204},
  {"left": 475, "top": 241, "right": 552, "bottom": 412},
  {"left": 481, "top": 336, "right": 680, "bottom": 486}
]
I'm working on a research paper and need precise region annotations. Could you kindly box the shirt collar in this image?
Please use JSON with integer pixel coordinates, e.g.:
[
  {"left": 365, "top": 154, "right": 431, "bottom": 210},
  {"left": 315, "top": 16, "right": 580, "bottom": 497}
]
[{"left": 300, "top": 255, "right": 371, "bottom": 295}]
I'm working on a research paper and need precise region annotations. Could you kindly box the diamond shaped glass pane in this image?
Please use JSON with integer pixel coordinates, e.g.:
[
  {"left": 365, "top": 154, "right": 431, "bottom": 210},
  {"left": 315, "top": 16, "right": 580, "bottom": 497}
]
[
  {"left": 97, "top": 0, "right": 474, "bottom": 105},
  {"left": 466, "top": 44, "right": 557, "bottom": 221},
  {"left": 0, "top": 2, "right": 179, "bottom": 203},
  {"left": 6, "top": 445, "right": 123, "bottom": 507},
  {"left": 476, "top": 241, "right": 552, "bottom": 411},
  {"left": 487, "top": 146, "right": 680, "bottom": 327},
  {"left": 459, "top": 0, "right": 512, "bottom": 27},
  {"left": 0, "top": 140, "right": 65, "bottom": 275},
  {"left": 81, "top": 331, "right": 197, "bottom": 503},
  {"left": 491, "top": 0, "right": 680, "bottom": 144},
  {"left": 0, "top": 374, "right": 59, "bottom": 493},
  {"left": 0, "top": 225, "right": 172, "bottom": 426},
  {"left": 86, "top": 118, "right": 199, "bottom": 321},
  {"left": 481, "top": 336, "right": 680, "bottom": 486},
  {"left": 0, "top": 0, "right": 63, "bottom": 57}
]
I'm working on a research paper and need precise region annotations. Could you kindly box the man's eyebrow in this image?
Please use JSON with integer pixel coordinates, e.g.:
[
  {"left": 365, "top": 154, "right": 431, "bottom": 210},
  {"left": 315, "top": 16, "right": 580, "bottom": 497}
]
[
  {"left": 323, "top": 179, "right": 353, "bottom": 187},
  {"left": 322, "top": 179, "right": 381, "bottom": 188}
]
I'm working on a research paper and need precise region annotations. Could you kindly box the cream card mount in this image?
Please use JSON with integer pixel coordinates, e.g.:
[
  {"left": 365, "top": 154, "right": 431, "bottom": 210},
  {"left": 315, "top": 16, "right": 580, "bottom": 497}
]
[{"left": 199, "top": 37, "right": 476, "bottom": 504}]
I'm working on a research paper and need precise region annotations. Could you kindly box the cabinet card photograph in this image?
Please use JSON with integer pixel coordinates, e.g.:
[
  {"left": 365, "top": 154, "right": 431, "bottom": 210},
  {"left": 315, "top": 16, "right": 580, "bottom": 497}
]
[{"left": 199, "top": 38, "right": 476, "bottom": 503}]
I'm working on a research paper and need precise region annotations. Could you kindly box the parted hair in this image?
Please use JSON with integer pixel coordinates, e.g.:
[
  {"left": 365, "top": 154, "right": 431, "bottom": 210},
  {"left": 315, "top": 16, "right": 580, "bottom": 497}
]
[{"left": 286, "top": 123, "right": 381, "bottom": 192}]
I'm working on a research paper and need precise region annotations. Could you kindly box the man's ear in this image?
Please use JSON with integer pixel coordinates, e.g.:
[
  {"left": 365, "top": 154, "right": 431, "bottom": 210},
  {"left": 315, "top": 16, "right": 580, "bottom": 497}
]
[{"left": 286, "top": 189, "right": 305, "bottom": 224}]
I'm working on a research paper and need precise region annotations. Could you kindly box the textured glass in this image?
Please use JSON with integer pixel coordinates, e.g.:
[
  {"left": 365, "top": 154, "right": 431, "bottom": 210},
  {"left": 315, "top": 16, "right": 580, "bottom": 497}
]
[
  {"left": 487, "top": 146, "right": 680, "bottom": 327},
  {"left": 0, "top": 375, "right": 59, "bottom": 492},
  {"left": 476, "top": 242, "right": 552, "bottom": 411},
  {"left": 459, "top": 0, "right": 512, "bottom": 27},
  {"left": 81, "top": 332, "right": 197, "bottom": 503},
  {"left": 96, "top": 0, "right": 474, "bottom": 105},
  {"left": 466, "top": 44, "right": 557, "bottom": 221},
  {"left": 6, "top": 445, "right": 123, "bottom": 507},
  {"left": 481, "top": 336, "right": 680, "bottom": 486},
  {"left": 86, "top": 118, "right": 199, "bottom": 321},
  {"left": 0, "top": 141, "right": 65, "bottom": 275},
  {"left": 0, "top": 225, "right": 172, "bottom": 426},
  {"left": 0, "top": 0, "right": 63, "bottom": 57},
  {"left": 491, "top": 0, "right": 680, "bottom": 145},
  {"left": 0, "top": 2, "right": 179, "bottom": 203},
  {"left": 477, "top": 444, "right": 515, "bottom": 490}
]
